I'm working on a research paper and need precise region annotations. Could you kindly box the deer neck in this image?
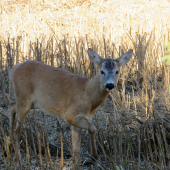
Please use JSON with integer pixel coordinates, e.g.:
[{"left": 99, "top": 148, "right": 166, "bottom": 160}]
[{"left": 86, "top": 73, "right": 110, "bottom": 112}]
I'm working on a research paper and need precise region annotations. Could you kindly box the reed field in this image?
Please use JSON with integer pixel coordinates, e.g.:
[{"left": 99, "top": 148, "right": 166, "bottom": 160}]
[{"left": 0, "top": 0, "right": 170, "bottom": 169}]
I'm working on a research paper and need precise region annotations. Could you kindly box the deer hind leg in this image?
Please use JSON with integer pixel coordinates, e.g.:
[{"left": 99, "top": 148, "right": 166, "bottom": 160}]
[
  {"left": 14, "top": 100, "right": 32, "bottom": 139},
  {"left": 9, "top": 99, "right": 31, "bottom": 149},
  {"left": 70, "top": 116, "right": 98, "bottom": 161},
  {"left": 12, "top": 99, "right": 31, "bottom": 168},
  {"left": 9, "top": 102, "right": 17, "bottom": 140}
]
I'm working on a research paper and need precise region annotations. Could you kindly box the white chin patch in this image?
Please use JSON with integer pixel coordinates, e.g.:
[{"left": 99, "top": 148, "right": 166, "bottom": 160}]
[{"left": 106, "top": 88, "right": 113, "bottom": 91}]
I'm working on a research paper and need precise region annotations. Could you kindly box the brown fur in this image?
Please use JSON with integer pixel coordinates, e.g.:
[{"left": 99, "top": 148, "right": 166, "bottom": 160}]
[{"left": 9, "top": 48, "right": 133, "bottom": 166}]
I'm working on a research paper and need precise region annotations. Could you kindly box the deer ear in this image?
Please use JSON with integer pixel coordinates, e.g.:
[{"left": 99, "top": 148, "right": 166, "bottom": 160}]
[
  {"left": 87, "top": 48, "right": 103, "bottom": 66},
  {"left": 116, "top": 49, "right": 133, "bottom": 66}
]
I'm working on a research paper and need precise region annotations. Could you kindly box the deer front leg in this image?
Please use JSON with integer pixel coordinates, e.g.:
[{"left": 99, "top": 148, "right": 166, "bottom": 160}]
[
  {"left": 72, "top": 126, "right": 82, "bottom": 167},
  {"left": 70, "top": 116, "right": 98, "bottom": 160}
]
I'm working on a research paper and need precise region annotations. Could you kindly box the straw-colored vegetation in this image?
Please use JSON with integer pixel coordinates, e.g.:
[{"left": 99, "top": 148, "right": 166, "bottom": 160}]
[{"left": 0, "top": 0, "right": 170, "bottom": 169}]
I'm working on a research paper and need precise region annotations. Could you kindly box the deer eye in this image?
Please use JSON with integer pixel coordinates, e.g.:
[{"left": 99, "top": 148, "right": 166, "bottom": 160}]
[
  {"left": 101, "top": 71, "right": 105, "bottom": 75},
  {"left": 116, "top": 71, "right": 119, "bottom": 75}
]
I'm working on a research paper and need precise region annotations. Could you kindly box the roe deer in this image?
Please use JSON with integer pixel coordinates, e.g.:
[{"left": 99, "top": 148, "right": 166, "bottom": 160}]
[{"left": 9, "top": 48, "right": 133, "bottom": 165}]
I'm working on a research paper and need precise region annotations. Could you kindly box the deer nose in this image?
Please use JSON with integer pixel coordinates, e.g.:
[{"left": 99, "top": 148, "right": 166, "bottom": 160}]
[{"left": 105, "top": 83, "right": 114, "bottom": 90}]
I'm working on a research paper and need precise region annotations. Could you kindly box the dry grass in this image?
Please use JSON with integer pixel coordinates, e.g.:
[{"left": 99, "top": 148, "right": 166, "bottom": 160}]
[
  {"left": 0, "top": 0, "right": 170, "bottom": 169},
  {"left": 0, "top": 0, "right": 170, "bottom": 39}
]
